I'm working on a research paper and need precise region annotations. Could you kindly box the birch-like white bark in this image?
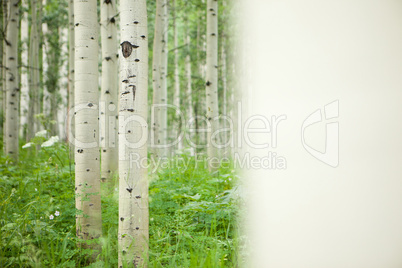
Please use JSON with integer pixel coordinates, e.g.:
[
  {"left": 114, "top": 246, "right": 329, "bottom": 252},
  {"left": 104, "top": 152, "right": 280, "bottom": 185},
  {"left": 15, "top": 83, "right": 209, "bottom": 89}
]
[
  {"left": 172, "top": 0, "right": 182, "bottom": 151},
  {"left": 4, "top": 0, "right": 20, "bottom": 160},
  {"left": 151, "top": 0, "right": 168, "bottom": 158},
  {"left": 58, "top": 28, "right": 68, "bottom": 140},
  {"left": 206, "top": 0, "right": 219, "bottom": 163},
  {"left": 100, "top": 0, "right": 118, "bottom": 182},
  {"left": 74, "top": 0, "right": 102, "bottom": 251},
  {"left": 20, "top": 0, "right": 29, "bottom": 139},
  {"left": 118, "top": 0, "right": 149, "bottom": 266},
  {"left": 28, "top": 0, "right": 40, "bottom": 140},
  {"left": 67, "top": 0, "right": 74, "bottom": 148}
]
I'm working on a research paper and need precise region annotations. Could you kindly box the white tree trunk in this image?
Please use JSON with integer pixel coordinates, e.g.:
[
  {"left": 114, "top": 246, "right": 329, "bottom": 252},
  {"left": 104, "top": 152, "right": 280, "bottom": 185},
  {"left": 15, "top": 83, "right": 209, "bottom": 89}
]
[
  {"left": 206, "top": 0, "right": 219, "bottom": 163},
  {"left": 100, "top": 0, "right": 118, "bottom": 182},
  {"left": 185, "top": 33, "right": 194, "bottom": 148},
  {"left": 58, "top": 27, "right": 68, "bottom": 141},
  {"left": 4, "top": 0, "right": 20, "bottom": 160},
  {"left": 28, "top": 0, "right": 40, "bottom": 140},
  {"left": 67, "top": 0, "right": 74, "bottom": 147},
  {"left": 74, "top": 0, "right": 102, "bottom": 253},
  {"left": 151, "top": 0, "right": 168, "bottom": 158},
  {"left": 172, "top": 0, "right": 182, "bottom": 152},
  {"left": 42, "top": 18, "right": 51, "bottom": 125},
  {"left": 20, "top": 0, "right": 29, "bottom": 140},
  {"left": 1, "top": 0, "right": 7, "bottom": 142},
  {"left": 118, "top": 0, "right": 149, "bottom": 266}
]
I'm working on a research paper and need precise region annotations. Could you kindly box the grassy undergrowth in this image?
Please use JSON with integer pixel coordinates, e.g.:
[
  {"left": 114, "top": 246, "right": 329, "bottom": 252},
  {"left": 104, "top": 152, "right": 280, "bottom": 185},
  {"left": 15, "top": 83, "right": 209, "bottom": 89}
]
[{"left": 0, "top": 142, "right": 243, "bottom": 267}]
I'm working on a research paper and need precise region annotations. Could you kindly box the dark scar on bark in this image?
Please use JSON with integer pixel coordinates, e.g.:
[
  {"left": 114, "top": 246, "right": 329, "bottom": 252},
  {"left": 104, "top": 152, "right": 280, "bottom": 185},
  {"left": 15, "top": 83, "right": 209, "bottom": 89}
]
[{"left": 121, "top": 41, "right": 139, "bottom": 58}]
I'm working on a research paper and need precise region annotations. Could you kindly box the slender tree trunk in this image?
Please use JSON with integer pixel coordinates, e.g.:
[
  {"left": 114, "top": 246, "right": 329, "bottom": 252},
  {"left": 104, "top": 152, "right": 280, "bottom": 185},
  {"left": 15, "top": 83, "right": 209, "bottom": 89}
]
[
  {"left": 206, "top": 0, "right": 219, "bottom": 163},
  {"left": 20, "top": 0, "right": 29, "bottom": 140},
  {"left": 172, "top": 0, "right": 182, "bottom": 152},
  {"left": 151, "top": 0, "right": 168, "bottom": 158},
  {"left": 0, "top": 0, "right": 6, "bottom": 141},
  {"left": 58, "top": 28, "right": 68, "bottom": 141},
  {"left": 118, "top": 0, "right": 149, "bottom": 266},
  {"left": 67, "top": 0, "right": 74, "bottom": 148},
  {"left": 100, "top": 0, "right": 118, "bottom": 182},
  {"left": 74, "top": 0, "right": 102, "bottom": 255},
  {"left": 185, "top": 31, "right": 194, "bottom": 151},
  {"left": 4, "top": 0, "right": 20, "bottom": 160}
]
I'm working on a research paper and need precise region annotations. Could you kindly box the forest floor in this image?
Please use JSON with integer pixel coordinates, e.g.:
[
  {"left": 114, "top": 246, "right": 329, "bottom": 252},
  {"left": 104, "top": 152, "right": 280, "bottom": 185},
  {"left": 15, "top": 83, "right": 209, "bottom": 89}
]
[{"left": 0, "top": 139, "right": 244, "bottom": 267}]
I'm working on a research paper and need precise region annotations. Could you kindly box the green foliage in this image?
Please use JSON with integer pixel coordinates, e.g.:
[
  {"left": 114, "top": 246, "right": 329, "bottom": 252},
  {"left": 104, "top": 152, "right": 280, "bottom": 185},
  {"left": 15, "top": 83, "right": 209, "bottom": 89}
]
[{"left": 0, "top": 144, "right": 243, "bottom": 267}]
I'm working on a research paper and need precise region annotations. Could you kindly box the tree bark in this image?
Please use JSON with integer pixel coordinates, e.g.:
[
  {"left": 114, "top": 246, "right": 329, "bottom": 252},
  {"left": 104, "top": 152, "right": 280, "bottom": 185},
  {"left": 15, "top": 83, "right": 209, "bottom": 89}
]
[
  {"left": 20, "top": 0, "right": 29, "bottom": 140},
  {"left": 4, "top": 0, "right": 20, "bottom": 160},
  {"left": 172, "top": 0, "right": 182, "bottom": 152},
  {"left": 28, "top": 0, "right": 40, "bottom": 140},
  {"left": 67, "top": 0, "right": 74, "bottom": 149},
  {"left": 206, "top": 0, "right": 219, "bottom": 164},
  {"left": 100, "top": 0, "right": 118, "bottom": 182},
  {"left": 118, "top": 0, "right": 149, "bottom": 266},
  {"left": 151, "top": 0, "right": 168, "bottom": 158},
  {"left": 74, "top": 0, "right": 102, "bottom": 256}
]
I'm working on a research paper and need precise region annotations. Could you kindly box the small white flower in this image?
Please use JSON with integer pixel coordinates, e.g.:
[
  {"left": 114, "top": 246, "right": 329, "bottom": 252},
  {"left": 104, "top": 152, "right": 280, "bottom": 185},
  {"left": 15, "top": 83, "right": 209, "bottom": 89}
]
[
  {"left": 216, "top": 195, "right": 218, "bottom": 198},
  {"left": 225, "top": 180, "right": 227, "bottom": 183},
  {"left": 49, "top": 215, "right": 54, "bottom": 220},
  {"left": 55, "top": 211, "right": 60, "bottom": 217},
  {"left": 35, "top": 188, "right": 38, "bottom": 191},
  {"left": 22, "top": 142, "right": 34, "bottom": 149},
  {"left": 35, "top": 130, "right": 48, "bottom": 138},
  {"left": 229, "top": 178, "right": 232, "bottom": 181},
  {"left": 41, "top": 136, "right": 59, "bottom": 148},
  {"left": 40, "top": 216, "right": 43, "bottom": 219}
]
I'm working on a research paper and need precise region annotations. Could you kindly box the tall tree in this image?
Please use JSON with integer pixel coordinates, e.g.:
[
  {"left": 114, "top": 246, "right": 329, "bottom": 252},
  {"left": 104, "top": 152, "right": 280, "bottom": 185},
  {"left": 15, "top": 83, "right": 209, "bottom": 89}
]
[
  {"left": 28, "top": 0, "right": 40, "bottom": 140},
  {"left": 205, "top": 0, "right": 219, "bottom": 163},
  {"left": 4, "top": 0, "right": 20, "bottom": 160},
  {"left": 119, "top": 0, "right": 149, "bottom": 265},
  {"left": 100, "top": 0, "right": 118, "bottom": 182},
  {"left": 20, "top": 0, "right": 29, "bottom": 140},
  {"left": 151, "top": 0, "right": 168, "bottom": 158},
  {"left": 67, "top": 0, "right": 74, "bottom": 147},
  {"left": 74, "top": 0, "right": 102, "bottom": 255},
  {"left": 172, "top": 0, "right": 182, "bottom": 151}
]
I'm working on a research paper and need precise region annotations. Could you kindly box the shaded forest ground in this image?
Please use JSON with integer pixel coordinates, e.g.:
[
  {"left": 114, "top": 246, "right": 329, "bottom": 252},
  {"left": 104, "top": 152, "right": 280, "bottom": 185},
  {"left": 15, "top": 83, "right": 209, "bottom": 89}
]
[{"left": 0, "top": 139, "right": 244, "bottom": 267}]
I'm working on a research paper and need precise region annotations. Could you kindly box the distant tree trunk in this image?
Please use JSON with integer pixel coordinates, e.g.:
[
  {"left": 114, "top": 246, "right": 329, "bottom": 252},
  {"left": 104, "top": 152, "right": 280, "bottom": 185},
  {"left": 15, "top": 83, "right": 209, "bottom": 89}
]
[
  {"left": 42, "top": 14, "right": 51, "bottom": 129},
  {"left": 185, "top": 28, "right": 194, "bottom": 150},
  {"left": 28, "top": 0, "right": 40, "bottom": 140},
  {"left": 4, "top": 0, "right": 20, "bottom": 160},
  {"left": 118, "top": 0, "right": 149, "bottom": 266},
  {"left": 67, "top": 0, "right": 74, "bottom": 148},
  {"left": 172, "top": 0, "right": 182, "bottom": 152},
  {"left": 206, "top": 0, "right": 219, "bottom": 163},
  {"left": 100, "top": 0, "right": 118, "bottom": 182},
  {"left": 0, "top": 0, "right": 7, "bottom": 141},
  {"left": 58, "top": 28, "right": 68, "bottom": 141},
  {"left": 195, "top": 12, "right": 207, "bottom": 151},
  {"left": 20, "top": 0, "right": 29, "bottom": 140},
  {"left": 74, "top": 0, "right": 102, "bottom": 256},
  {"left": 151, "top": 0, "right": 168, "bottom": 158}
]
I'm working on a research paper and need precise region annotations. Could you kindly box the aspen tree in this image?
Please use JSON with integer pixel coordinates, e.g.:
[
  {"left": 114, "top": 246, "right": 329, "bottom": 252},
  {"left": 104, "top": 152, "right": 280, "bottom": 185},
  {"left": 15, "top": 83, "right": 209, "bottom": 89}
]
[
  {"left": 206, "top": 0, "right": 219, "bottom": 163},
  {"left": 28, "top": 0, "right": 40, "bottom": 140},
  {"left": 172, "top": 0, "right": 182, "bottom": 151},
  {"left": 74, "top": 0, "right": 102, "bottom": 253},
  {"left": 100, "top": 0, "right": 118, "bottom": 182},
  {"left": 119, "top": 0, "right": 149, "bottom": 266},
  {"left": 58, "top": 28, "right": 68, "bottom": 140},
  {"left": 4, "top": 0, "right": 20, "bottom": 160},
  {"left": 20, "top": 0, "right": 29, "bottom": 139},
  {"left": 1, "top": 0, "right": 7, "bottom": 139},
  {"left": 67, "top": 0, "right": 74, "bottom": 146},
  {"left": 151, "top": 0, "right": 168, "bottom": 158}
]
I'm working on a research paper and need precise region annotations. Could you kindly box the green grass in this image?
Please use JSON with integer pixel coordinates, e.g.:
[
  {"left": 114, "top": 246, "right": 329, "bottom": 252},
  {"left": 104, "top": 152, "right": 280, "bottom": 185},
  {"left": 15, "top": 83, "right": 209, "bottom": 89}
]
[{"left": 0, "top": 141, "right": 243, "bottom": 267}]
